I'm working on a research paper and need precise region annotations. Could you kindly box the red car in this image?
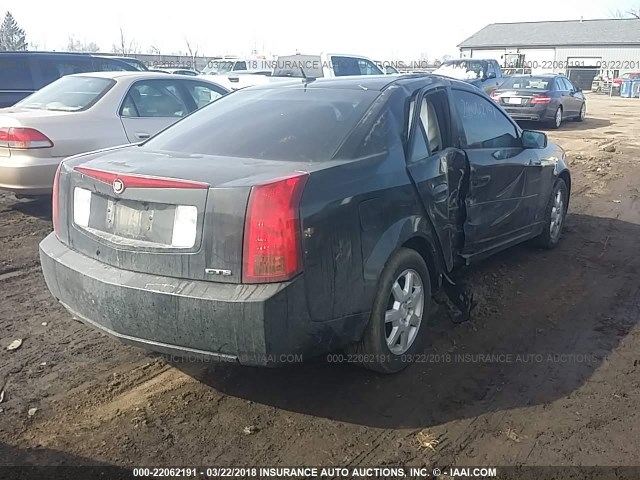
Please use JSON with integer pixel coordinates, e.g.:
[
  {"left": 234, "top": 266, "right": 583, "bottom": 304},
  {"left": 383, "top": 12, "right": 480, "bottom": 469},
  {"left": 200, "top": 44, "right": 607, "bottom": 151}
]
[{"left": 613, "top": 71, "right": 640, "bottom": 87}]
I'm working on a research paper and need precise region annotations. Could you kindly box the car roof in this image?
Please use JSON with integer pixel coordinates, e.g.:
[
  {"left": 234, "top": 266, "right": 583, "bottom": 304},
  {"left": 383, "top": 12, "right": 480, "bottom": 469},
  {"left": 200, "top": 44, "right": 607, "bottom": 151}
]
[
  {"left": 249, "top": 74, "right": 471, "bottom": 92},
  {"left": 68, "top": 71, "right": 204, "bottom": 81},
  {"left": 509, "top": 73, "right": 563, "bottom": 78}
]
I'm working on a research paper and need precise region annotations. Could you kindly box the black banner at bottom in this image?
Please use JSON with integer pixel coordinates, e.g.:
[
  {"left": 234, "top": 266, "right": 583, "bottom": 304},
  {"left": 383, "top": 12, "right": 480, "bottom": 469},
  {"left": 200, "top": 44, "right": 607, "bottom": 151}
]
[{"left": 1, "top": 466, "right": 639, "bottom": 480}]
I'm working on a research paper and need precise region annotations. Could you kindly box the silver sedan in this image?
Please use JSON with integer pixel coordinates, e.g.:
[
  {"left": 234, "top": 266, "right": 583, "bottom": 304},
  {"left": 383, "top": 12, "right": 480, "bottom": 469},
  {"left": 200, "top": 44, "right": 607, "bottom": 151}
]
[{"left": 0, "top": 71, "right": 228, "bottom": 196}]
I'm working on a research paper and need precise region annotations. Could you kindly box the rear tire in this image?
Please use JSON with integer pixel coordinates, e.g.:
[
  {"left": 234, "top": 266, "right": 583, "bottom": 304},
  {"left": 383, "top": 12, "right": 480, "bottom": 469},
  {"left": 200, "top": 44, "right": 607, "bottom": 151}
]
[
  {"left": 349, "top": 248, "right": 432, "bottom": 374},
  {"left": 534, "top": 179, "right": 568, "bottom": 249},
  {"left": 550, "top": 106, "right": 563, "bottom": 129}
]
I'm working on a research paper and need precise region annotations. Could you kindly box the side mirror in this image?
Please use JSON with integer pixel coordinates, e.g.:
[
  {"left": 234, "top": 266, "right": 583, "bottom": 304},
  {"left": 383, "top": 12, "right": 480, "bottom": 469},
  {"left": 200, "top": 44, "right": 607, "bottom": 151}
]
[
  {"left": 486, "top": 72, "right": 497, "bottom": 79},
  {"left": 522, "top": 130, "right": 547, "bottom": 149}
]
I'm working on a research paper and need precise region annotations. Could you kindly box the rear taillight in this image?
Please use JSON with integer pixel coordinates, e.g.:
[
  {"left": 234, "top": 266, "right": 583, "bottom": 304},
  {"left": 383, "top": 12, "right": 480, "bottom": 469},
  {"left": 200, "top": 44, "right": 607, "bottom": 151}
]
[
  {"left": 0, "top": 127, "right": 53, "bottom": 149},
  {"left": 531, "top": 95, "right": 552, "bottom": 104},
  {"left": 242, "top": 172, "right": 308, "bottom": 283},
  {"left": 52, "top": 162, "right": 63, "bottom": 237}
]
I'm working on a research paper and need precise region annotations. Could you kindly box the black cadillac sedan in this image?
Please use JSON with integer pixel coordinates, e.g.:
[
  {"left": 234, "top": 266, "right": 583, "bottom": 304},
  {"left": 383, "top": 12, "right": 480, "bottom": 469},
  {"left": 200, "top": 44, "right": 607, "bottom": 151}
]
[
  {"left": 490, "top": 74, "right": 586, "bottom": 129},
  {"left": 40, "top": 75, "right": 571, "bottom": 373}
]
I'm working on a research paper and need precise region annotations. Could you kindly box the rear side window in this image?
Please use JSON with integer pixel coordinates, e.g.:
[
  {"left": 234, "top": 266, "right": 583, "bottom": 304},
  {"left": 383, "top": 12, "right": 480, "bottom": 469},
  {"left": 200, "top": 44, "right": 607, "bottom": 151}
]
[
  {"left": 452, "top": 89, "right": 519, "bottom": 149},
  {"left": 121, "top": 81, "right": 190, "bottom": 118},
  {"left": 0, "top": 57, "right": 33, "bottom": 90},
  {"left": 143, "top": 87, "right": 380, "bottom": 161}
]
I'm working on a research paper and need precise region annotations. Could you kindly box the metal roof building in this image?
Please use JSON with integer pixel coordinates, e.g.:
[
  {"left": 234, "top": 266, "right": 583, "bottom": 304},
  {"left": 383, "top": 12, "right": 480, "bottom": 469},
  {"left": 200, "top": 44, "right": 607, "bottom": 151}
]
[{"left": 458, "top": 18, "right": 640, "bottom": 89}]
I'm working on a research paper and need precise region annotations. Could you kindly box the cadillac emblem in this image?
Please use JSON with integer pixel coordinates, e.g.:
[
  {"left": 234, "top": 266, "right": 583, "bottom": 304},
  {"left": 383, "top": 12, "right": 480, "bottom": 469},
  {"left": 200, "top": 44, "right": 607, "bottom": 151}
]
[{"left": 113, "top": 178, "right": 125, "bottom": 195}]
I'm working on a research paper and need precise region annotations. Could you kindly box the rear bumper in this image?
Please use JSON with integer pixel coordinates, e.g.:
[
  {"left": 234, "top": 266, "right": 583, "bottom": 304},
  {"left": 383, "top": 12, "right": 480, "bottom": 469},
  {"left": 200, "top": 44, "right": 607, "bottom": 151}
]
[
  {"left": 39, "top": 233, "right": 366, "bottom": 366},
  {"left": 0, "top": 154, "right": 61, "bottom": 195},
  {"left": 502, "top": 105, "right": 553, "bottom": 122}
]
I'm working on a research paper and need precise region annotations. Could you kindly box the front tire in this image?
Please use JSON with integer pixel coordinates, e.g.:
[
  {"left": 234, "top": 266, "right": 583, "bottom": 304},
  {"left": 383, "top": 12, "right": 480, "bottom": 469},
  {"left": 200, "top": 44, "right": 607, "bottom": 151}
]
[
  {"left": 534, "top": 179, "right": 568, "bottom": 249},
  {"left": 575, "top": 103, "right": 586, "bottom": 122},
  {"left": 349, "top": 248, "right": 432, "bottom": 374}
]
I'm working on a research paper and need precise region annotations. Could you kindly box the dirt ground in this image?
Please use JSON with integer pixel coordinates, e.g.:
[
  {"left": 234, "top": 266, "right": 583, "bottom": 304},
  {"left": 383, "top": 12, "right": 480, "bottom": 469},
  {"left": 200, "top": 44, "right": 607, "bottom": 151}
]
[{"left": 1, "top": 95, "right": 639, "bottom": 469}]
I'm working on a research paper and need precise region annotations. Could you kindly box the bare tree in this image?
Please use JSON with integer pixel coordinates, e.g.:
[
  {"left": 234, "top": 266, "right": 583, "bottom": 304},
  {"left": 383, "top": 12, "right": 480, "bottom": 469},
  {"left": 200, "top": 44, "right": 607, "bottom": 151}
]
[
  {"left": 67, "top": 36, "right": 99, "bottom": 53},
  {"left": 147, "top": 45, "right": 161, "bottom": 55},
  {"left": 184, "top": 37, "right": 198, "bottom": 69},
  {"left": 111, "top": 27, "right": 139, "bottom": 55},
  {"left": 610, "top": 6, "right": 640, "bottom": 18}
]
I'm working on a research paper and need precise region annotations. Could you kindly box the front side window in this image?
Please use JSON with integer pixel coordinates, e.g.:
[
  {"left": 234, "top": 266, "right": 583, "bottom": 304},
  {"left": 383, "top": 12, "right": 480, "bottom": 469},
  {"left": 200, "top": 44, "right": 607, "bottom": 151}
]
[
  {"left": 15, "top": 75, "right": 114, "bottom": 111},
  {"left": 121, "top": 81, "right": 189, "bottom": 118},
  {"left": 452, "top": 89, "right": 519, "bottom": 149},
  {"left": 358, "top": 59, "right": 383, "bottom": 75}
]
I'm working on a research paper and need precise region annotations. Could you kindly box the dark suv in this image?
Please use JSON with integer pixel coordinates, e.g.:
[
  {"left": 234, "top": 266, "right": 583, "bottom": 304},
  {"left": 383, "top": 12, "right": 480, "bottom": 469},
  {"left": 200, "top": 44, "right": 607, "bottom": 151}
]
[{"left": 0, "top": 52, "right": 136, "bottom": 108}]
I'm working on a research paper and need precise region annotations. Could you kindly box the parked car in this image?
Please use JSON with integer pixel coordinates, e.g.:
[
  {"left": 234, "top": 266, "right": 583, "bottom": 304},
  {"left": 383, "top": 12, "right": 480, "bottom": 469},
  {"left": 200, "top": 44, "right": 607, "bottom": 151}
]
[
  {"left": 40, "top": 74, "right": 570, "bottom": 374},
  {"left": 434, "top": 59, "right": 506, "bottom": 93},
  {"left": 215, "top": 53, "right": 384, "bottom": 90},
  {"left": 0, "top": 52, "right": 138, "bottom": 108},
  {"left": 0, "top": 71, "right": 228, "bottom": 196},
  {"left": 149, "top": 67, "right": 200, "bottom": 76},
  {"left": 93, "top": 55, "right": 148, "bottom": 72},
  {"left": 490, "top": 74, "right": 586, "bottom": 129},
  {"left": 201, "top": 57, "right": 272, "bottom": 75},
  {"left": 612, "top": 71, "right": 640, "bottom": 92}
]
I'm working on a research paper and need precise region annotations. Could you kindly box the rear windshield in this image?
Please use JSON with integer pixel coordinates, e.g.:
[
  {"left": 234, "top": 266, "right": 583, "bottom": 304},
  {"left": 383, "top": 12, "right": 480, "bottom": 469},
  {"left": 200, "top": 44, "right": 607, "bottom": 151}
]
[
  {"left": 16, "top": 76, "right": 115, "bottom": 111},
  {"left": 143, "top": 86, "right": 380, "bottom": 161},
  {"left": 501, "top": 77, "right": 552, "bottom": 90}
]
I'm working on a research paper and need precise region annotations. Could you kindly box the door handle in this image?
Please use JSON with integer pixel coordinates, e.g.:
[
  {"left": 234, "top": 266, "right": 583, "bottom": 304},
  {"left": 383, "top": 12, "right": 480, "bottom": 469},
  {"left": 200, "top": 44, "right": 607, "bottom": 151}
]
[
  {"left": 135, "top": 132, "right": 151, "bottom": 140},
  {"left": 529, "top": 158, "right": 542, "bottom": 167}
]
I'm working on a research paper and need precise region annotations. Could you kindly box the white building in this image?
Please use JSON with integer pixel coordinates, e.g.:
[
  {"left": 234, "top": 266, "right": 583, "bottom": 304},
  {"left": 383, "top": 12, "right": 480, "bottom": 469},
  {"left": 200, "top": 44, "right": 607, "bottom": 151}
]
[{"left": 458, "top": 18, "right": 640, "bottom": 90}]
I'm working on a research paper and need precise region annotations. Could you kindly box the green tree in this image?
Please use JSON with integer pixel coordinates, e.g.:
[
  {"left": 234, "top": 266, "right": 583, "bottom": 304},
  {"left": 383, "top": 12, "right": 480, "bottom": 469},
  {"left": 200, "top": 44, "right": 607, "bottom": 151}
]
[{"left": 0, "top": 11, "right": 27, "bottom": 51}]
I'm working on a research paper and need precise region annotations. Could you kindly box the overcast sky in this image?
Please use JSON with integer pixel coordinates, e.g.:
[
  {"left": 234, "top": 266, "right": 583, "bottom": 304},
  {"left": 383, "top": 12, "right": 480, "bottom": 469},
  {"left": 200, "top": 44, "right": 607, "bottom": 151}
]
[{"left": 6, "top": 0, "right": 639, "bottom": 59}]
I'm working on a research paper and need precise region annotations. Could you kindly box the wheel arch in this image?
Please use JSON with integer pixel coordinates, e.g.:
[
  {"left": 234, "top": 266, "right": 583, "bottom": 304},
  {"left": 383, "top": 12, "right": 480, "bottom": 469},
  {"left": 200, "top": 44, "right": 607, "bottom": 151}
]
[
  {"left": 401, "top": 235, "right": 443, "bottom": 295},
  {"left": 558, "top": 168, "right": 571, "bottom": 210}
]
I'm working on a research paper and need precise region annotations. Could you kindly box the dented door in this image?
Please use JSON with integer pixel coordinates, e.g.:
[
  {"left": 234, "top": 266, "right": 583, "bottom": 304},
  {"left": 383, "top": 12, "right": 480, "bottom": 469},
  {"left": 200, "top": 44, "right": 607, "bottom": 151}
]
[
  {"left": 451, "top": 89, "right": 540, "bottom": 257},
  {"left": 405, "top": 88, "right": 467, "bottom": 272}
]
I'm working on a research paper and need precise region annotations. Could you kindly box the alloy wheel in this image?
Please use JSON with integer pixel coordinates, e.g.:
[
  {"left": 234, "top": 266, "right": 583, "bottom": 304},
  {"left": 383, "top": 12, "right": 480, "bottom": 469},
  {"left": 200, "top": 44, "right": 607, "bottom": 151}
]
[
  {"left": 385, "top": 269, "right": 424, "bottom": 355},
  {"left": 550, "top": 189, "right": 565, "bottom": 240}
]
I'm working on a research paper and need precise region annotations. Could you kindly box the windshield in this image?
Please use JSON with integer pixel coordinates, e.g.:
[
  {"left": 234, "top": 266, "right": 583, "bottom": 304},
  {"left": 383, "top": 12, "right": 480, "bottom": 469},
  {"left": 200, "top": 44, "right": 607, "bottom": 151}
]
[
  {"left": 500, "top": 77, "right": 552, "bottom": 90},
  {"left": 202, "top": 61, "right": 234, "bottom": 74},
  {"left": 434, "top": 60, "right": 487, "bottom": 80},
  {"left": 16, "top": 76, "right": 115, "bottom": 111},
  {"left": 143, "top": 87, "right": 380, "bottom": 162}
]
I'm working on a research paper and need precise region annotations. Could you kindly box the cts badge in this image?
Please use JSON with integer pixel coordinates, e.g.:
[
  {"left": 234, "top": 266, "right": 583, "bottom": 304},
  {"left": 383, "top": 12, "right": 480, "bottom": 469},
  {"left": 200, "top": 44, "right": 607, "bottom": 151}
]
[
  {"left": 113, "top": 178, "right": 125, "bottom": 194},
  {"left": 205, "top": 268, "right": 232, "bottom": 276}
]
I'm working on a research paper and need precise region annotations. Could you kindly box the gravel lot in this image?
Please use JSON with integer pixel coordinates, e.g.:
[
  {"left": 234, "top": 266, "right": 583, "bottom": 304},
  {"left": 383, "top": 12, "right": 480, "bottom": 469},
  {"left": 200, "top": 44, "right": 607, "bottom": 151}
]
[{"left": 1, "top": 94, "right": 639, "bottom": 468}]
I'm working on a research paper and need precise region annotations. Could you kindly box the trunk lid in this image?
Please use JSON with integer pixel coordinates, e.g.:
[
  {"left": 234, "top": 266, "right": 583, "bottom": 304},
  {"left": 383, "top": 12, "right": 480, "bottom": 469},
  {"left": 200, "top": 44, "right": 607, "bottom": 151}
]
[
  {"left": 59, "top": 146, "right": 312, "bottom": 284},
  {"left": 493, "top": 89, "right": 550, "bottom": 107}
]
